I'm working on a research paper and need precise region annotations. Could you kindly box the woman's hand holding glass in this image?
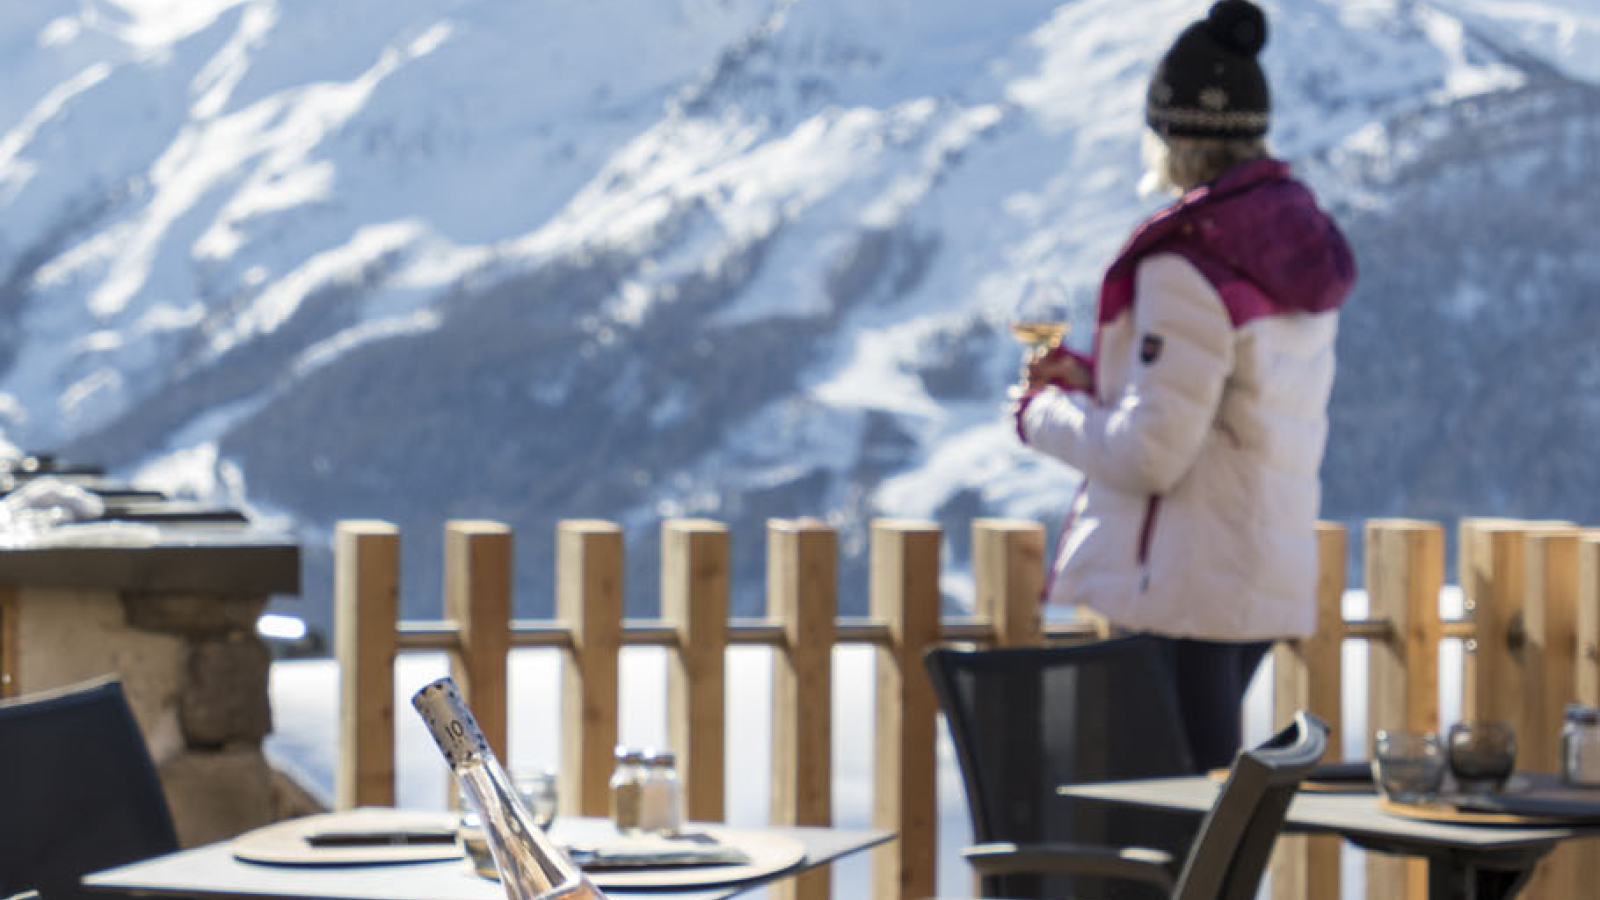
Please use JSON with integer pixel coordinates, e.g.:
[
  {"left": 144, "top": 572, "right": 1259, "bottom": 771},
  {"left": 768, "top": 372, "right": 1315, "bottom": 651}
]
[{"left": 1021, "top": 346, "right": 1092, "bottom": 393}]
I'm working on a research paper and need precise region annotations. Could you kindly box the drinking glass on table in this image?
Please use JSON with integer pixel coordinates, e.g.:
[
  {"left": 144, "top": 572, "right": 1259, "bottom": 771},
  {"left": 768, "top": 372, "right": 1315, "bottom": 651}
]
[
  {"left": 456, "top": 769, "right": 558, "bottom": 879},
  {"left": 514, "top": 768, "right": 559, "bottom": 829},
  {"left": 1448, "top": 721, "right": 1516, "bottom": 794},
  {"left": 1372, "top": 729, "right": 1445, "bottom": 803}
]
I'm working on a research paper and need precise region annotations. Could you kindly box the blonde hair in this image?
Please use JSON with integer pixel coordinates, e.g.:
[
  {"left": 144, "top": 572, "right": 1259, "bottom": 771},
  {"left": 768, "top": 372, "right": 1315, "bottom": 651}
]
[{"left": 1138, "top": 129, "right": 1270, "bottom": 196}]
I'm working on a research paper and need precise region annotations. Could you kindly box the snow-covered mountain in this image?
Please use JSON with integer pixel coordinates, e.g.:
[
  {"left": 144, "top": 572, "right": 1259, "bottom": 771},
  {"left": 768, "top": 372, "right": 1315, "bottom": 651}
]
[{"left": 3, "top": 0, "right": 1598, "bottom": 636}]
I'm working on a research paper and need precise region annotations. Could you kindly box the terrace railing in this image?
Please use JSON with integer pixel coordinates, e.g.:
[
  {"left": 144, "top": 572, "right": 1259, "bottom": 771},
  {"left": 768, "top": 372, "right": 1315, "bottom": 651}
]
[{"left": 333, "top": 516, "right": 1600, "bottom": 900}]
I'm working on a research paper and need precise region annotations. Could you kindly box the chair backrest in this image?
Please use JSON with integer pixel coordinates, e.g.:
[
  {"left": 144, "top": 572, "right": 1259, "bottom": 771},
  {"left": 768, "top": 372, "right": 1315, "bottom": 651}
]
[
  {"left": 925, "top": 636, "right": 1199, "bottom": 900},
  {"left": 0, "top": 676, "right": 179, "bottom": 900},
  {"left": 1172, "top": 711, "right": 1329, "bottom": 900}
]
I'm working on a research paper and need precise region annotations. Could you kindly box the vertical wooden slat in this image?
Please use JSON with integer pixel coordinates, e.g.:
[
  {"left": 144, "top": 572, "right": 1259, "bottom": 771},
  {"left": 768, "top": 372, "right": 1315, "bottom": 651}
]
[
  {"left": 445, "top": 520, "right": 512, "bottom": 762},
  {"left": 1459, "top": 519, "right": 1573, "bottom": 900},
  {"left": 1572, "top": 534, "right": 1600, "bottom": 898},
  {"left": 1459, "top": 518, "right": 1508, "bottom": 723},
  {"left": 1527, "top": 529, "right": 1585, "bottom": 900},
  {"left": 1527, "top": 530, "right": 1580, "bottom": 771},
  {"left": 1459, "top": 519, "right": 1573, "bottom": 729},
  {"left": 1365, "top": 518, "right": 1443, "bottom": 900},
  {"left": 1460, "top": 520, "right": 1522, "bottom": 727},
  {"left": 663, "top": 518, "right": 729, "bottom": 824},
  {"left": 972, "top": 519, "right": 1043, "bottom": 647},
  {"left": 769, "top": 519, "right": 837, "bottom": 900},
  {"left": 1579, "top": 535, "right": 1600, "bottom": 708},
  {"left": 871, "top": 519, "right": 941, "bottom": 900},
  {"left": 0, "top": 585, "right": 17, "bottom": 699},
  {"left": 335, "top": 520, "right": 399, "bottom": 810},
  {"left": 1271, "top": 521, "right": 1346, "bottom": 900},
  {"left": 558, "top": 520, "right": 623, "bottom": 818}
]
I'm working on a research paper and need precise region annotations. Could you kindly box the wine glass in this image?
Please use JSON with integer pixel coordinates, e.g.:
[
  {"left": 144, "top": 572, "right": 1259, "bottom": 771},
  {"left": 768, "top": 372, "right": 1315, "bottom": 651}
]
[
  {"left": 1009, "top": 321, "right": 1069, "bottom": 349},
  {"left": 1009, "top": 277, "right": 1070, "bottom": 350}
]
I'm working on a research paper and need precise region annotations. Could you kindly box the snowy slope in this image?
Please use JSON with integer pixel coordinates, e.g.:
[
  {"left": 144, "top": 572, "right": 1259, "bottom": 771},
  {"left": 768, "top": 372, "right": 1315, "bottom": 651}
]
[
  {"left": 0, "top": 0, "right": 1595, "bottom": 629},
  {"left": 1, "top": 0, "right": 771, "bottom": 438}
]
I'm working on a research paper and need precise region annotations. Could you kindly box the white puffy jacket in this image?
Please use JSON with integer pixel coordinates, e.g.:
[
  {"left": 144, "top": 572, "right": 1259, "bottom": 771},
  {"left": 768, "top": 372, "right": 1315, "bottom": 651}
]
[{"left": 1018, "top": 160, "right": 1353, "bottom": 640}]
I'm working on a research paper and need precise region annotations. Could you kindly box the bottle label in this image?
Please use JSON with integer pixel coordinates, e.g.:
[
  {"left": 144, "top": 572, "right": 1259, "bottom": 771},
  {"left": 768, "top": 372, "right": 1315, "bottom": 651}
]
[{"left": 412, "top": 677, "right": 490, "bottom": 770}]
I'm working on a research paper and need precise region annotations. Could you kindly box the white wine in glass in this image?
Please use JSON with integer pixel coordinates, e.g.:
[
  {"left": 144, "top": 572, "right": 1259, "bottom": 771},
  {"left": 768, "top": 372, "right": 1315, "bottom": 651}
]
[
  {"left": 1010, "top": 276, "right": 1070, "bottom": 350},
  {"left": 1008, "top": 321, "right": 1069, "bottom": 349}
]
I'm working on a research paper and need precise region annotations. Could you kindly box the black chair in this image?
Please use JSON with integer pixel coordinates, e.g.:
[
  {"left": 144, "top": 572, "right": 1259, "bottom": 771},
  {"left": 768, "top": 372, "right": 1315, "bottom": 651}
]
[
  {"left": 931, "top": 702, "right": 1328, "bottom": 900},
  {"left": 1166, "top": 711, "right": 1327, "bottom": 900},
  {"left": 0, "top": 676, "right": 179, "bottom": 900},
  {"left": 926, "top": 636, "right": 1201, "bottom": 900}
]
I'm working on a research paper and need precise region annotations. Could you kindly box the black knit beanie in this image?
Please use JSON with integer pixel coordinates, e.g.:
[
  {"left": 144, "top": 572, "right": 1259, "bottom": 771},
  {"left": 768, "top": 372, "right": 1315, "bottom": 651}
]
[{"left": 1146, "top": 0, "right": 1270, "bottom": 139}]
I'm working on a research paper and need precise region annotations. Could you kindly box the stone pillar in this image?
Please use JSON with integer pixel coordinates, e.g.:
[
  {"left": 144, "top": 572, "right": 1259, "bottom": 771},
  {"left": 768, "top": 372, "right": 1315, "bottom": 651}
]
[
  {"left": 0, "top": 537, "right": 302, "bottom": 847},
  {"left": 135, "top": 593, "right": 280, "bottom": 845}
]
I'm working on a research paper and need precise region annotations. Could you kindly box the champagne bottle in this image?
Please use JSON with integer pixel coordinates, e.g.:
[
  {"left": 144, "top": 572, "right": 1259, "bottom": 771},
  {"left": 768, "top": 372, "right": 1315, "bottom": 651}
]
[{"left": 413, "top": 677, "right": 607, "bottom": 900}]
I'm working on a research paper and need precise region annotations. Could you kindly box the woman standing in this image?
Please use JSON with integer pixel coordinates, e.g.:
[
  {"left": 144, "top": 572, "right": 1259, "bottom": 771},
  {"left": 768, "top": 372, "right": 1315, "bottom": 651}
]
[{"left": 1013, "top": 0, "right": 1356, "bottom": 770}]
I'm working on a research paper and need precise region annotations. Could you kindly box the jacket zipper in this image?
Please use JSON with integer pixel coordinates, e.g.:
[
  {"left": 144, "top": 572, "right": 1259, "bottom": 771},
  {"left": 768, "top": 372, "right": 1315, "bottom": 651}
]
[
  {"left": 1136, "top": 495, "right": 1160, "bottom": 593},
  {"left": 1040, "top": 481, "right": 1088, "bottom": 604}
]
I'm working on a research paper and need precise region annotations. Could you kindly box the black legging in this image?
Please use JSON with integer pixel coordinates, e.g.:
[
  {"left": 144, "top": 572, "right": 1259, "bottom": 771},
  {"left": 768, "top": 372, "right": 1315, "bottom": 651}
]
[{"left": 1149, "top": 635, "right": 1273, "bottom": 772}]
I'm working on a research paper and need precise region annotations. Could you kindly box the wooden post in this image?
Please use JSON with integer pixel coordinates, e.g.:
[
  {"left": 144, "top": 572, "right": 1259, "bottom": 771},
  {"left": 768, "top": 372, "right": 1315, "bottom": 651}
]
[
  {"left": 1527, "top": 529, "right": 1580, "bottom": 771},
  {"left": 1271, "top": 521, "right": 1346, "bottom": 900},
  {"left": 1364, "top": 518, "right": 1444, "bottom": 900},
  {"left": 558, "top": 520, "right": 624, "bottom": 818},
  {"left": 445, "top": 521, "right": 512, "bottom": 765},
  {"left": 1459, "top": 520, "right": 1519, "bottom": 728},
  {"left": 1459, "top": 519, "right": 1579, "bottom": 900},
  {"left": 1526, "top": 528, "right": 1585, "bottom": 900},
  {"left": 0, "top": 585, "right": 16, "bottom": 699},
  {"left": 662, "top": 519, "right": 729, "bottom": 824},
  {"left": 1572, "top": 534, "right": 1600, "bottom": 897},
  {"left": 972, "top": 519, "right": 1043, "bottom": 647},
  {"left": 335, "top": 520, "right": 400, "bottom": 810},
  {"left": 768, "top": 519, "right": 837, "bottom": 900},
  {"left": 1458, "top": 519, "right": 1572, "bottom": 730},
  {"left": 1579, "top": 535, "right": 1600, "bottom": 707},
  {"left": 871, "top": 519, "right": 942, "bottom": 900}
]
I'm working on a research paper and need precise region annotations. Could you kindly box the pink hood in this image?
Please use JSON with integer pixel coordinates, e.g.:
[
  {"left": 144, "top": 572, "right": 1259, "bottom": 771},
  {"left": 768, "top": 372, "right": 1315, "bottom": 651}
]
[{"left": 1099, "top": 158, "right": 1356, "bottom": 328}]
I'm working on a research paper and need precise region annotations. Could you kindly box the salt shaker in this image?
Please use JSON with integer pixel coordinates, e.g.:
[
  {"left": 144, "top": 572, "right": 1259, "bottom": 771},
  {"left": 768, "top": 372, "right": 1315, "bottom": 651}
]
[
  {"left": 637, "top": 749, "right": 682, "bottom": 835},
  {"left": 610, "top": 747, "right": 646, "bottom": 833},
  {"left": 1562, "top": 703, "right": 1600, "bottom": 786}
]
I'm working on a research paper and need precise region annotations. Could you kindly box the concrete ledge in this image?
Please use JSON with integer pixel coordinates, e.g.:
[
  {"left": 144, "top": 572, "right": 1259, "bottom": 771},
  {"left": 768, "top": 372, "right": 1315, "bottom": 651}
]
[{"left": 0, "top": 532, "right": 299, "bottom": 595}]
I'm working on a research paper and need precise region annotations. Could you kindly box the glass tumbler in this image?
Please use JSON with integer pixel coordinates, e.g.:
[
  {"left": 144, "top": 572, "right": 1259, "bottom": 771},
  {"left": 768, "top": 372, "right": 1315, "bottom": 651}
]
[
  {"left": 514, "top": 769, "right": 559, "bottom": 830},
  {"left": 1372, "top": 729, "right": 1445, "bottom": 803},
  {"left": 1447, "top": 720, "right": 1516, "bottom": 794},
  {"left": 456, "top": 782, "right": 493, "bottom": 878},
  {"left": 456, "top": 769, "right": 556, "bottom": 880}
]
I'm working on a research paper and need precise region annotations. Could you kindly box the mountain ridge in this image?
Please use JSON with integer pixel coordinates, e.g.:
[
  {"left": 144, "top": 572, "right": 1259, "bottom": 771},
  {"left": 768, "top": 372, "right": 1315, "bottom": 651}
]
[{"left": 0, "top": 0, "right": 1592, "bottom": 634}]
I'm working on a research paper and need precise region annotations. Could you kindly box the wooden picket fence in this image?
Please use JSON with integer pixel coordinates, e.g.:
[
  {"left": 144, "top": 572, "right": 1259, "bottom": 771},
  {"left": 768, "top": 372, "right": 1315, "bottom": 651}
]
[{"left": 332, "top": 516, "right": 1600, "bottom": 900}]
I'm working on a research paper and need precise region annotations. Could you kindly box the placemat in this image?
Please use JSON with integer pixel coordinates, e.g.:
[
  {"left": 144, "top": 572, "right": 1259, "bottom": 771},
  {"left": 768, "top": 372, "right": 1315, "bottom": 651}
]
[
  {"left": 472, "top": 827, "right": 806, "bottom": 890},
  {"left": 233, "top": 809, "right": 464, "bottom": 865},
  {"left": 1379, "top": 794, "right": 1600, "bottom": 827},
  {"left": 1378, "top": 797, "right": 1556, "bottom": 826}
]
